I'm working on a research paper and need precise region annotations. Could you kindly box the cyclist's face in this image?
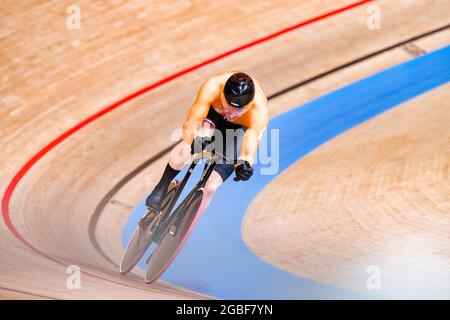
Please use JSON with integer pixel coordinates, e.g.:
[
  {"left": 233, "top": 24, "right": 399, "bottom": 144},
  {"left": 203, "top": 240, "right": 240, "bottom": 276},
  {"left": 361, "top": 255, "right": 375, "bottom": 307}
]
[{"left": 220, "top": 92, "right": 251, "bottom": 121}]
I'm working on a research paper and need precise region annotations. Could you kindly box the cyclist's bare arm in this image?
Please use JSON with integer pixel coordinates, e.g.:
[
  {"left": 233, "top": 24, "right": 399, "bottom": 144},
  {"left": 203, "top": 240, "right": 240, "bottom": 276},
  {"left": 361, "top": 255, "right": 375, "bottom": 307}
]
[
  {"left": 238, "top": 86, "right": 269, "bottom": 165},
  {"left": 182, "top": 79, "right": 221, "bottom": 144}
]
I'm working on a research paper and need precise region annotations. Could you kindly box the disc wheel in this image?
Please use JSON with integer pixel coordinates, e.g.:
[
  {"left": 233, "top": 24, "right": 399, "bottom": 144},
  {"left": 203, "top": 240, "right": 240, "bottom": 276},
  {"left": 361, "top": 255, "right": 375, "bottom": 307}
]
[
  {"left": 119, "top": 180, "right": 179, "bottom": 274},
  {"left": 145, "top": 189, "right": 203, "bottom": 283}
]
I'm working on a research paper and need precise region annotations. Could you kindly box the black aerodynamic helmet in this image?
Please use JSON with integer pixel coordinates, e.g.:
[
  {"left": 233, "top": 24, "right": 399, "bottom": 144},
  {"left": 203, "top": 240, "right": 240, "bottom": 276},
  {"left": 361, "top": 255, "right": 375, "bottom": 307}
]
[{"left": 223, "top": 72, "right": 255, "bottom": 108}]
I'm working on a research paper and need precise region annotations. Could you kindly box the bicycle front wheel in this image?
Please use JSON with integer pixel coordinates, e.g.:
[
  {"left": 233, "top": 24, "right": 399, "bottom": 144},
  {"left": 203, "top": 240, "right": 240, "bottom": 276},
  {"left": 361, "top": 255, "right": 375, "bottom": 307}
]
[
  {"left": 145, "top": 189, "right": 204, "bottom": 283},
  {"left": 119, "top": 210, "right": 156, "bottom": 275},
  {"left": 119, "top": 180, "right": 179, "bottom": 275}
]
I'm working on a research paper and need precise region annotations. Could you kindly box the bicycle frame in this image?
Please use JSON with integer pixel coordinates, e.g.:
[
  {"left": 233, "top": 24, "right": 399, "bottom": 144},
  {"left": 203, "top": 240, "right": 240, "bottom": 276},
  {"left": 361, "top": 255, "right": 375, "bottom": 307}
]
[{"left": 153, "top": 150, "right": 232, "bottom": 242}]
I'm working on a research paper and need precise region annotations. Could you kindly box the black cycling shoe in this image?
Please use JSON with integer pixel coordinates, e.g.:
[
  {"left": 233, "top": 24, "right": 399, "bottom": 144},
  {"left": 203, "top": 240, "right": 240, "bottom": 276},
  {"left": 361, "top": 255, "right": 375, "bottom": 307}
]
[{"left": 145, "top": 185, "right": 167, "bottom": 212}]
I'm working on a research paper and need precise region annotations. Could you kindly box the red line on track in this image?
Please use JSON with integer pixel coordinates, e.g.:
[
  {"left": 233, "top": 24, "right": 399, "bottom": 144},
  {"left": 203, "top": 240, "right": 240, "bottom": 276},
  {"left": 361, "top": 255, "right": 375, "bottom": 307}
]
[{"left": 1, "top": 0, "right": 373, "bottom": 276}]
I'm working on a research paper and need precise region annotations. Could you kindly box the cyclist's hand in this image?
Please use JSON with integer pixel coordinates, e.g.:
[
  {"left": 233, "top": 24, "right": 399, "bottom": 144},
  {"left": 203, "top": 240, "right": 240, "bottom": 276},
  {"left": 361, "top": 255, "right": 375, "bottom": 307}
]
[
  {"left": 191, "top": 136, "right": 213, "bottom": 155},
  {"left": 234, "top": 160, "right": 253, "bottom": 181}
]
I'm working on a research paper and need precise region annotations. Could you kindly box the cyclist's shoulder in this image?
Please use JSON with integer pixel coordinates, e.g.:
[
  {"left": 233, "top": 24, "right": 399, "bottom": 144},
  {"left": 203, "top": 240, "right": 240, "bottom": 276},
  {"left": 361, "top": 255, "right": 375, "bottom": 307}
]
[
  {"left": 204, "top": 70, "right": 263, "bottom": 90},
  {"left": 197, "top": 71, "right": 237, "bottom": 102},
  {"left": 238, "top": 104, "right": 267, "bottom": 130},
  {"left": 205, "top": 71, "right": 237, "bottom": 86},
  {"left": 197, "top": 76, "right": 222, "bottom": 102},
  {"left": 251, "top": 86, "right": 268, "bottom": 124}
]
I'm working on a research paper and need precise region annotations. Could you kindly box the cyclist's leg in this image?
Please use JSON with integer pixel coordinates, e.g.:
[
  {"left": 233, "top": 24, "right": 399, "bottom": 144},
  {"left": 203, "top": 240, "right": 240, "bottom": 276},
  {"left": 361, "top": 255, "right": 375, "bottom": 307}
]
[
  {"left": 197, "top": 170, "right": 224, "bottom": 215},
  {"left": 145, "top": 122, "right": 214, "bottom": 211},
  {"left": 195, "top": 128, "right": 243, "bottom": 215}
]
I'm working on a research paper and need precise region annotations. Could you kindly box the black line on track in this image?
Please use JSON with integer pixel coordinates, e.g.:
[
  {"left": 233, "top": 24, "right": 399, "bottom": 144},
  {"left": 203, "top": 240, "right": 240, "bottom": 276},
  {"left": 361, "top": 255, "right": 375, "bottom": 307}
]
[{"left": 268, "top": 24, "right": 449, "bottom": 99}]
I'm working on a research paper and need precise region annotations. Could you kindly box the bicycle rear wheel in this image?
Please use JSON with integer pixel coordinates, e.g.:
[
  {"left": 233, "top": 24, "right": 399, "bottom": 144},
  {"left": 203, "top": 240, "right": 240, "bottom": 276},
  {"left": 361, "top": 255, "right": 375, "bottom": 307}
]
[
  {"left": 145, "top": 189, "right": 204, "bottom": 283},
  {"left": 119, "top": 180, "right": 179, "bottom": 274}
]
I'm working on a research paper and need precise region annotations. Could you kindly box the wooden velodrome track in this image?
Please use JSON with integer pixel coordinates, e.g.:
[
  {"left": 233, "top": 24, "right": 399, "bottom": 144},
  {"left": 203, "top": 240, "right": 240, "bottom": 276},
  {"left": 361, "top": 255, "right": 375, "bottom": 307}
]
[{"left": 1, "top": 0, "right": 449, "bottom": 299}]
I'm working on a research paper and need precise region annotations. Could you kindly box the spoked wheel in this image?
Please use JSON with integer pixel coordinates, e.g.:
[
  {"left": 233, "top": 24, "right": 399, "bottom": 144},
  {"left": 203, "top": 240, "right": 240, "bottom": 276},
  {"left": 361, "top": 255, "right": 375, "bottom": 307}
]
[
  {"left": 119, "top": 180, "right": 179, "bottom": 274},
  {"left": 145, "top": 189, "right": 204, "bottom": 283}
]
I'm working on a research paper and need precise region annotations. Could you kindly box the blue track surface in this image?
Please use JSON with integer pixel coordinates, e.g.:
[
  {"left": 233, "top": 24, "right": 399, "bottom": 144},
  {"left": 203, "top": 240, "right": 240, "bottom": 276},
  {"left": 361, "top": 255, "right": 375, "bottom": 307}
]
[{"left": 123, "top": 45, "right": 450, "bottom": 299}]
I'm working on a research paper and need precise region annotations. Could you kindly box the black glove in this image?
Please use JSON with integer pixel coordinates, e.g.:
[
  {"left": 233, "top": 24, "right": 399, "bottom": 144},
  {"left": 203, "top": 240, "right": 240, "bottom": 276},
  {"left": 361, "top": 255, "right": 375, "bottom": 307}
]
[
  {"left": 191, "top": 136, "right": 213, "bottom": 155},
  {"left": 234, "top": 160, "right": 253, "bottom": 181}
]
